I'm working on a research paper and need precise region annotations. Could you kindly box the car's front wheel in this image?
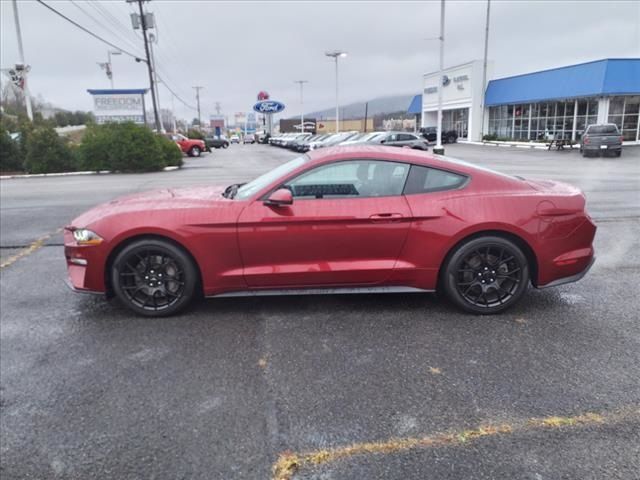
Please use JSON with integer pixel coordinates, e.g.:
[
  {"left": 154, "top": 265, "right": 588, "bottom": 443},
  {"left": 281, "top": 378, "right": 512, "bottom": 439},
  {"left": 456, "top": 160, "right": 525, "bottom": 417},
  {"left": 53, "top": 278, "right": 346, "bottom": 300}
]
[
  {"left": 111, "top": 239, "right": 198, "bottom": 317},
  {"left": 223, "top": 143, "right": 229, "bottom": 149},
  {"left": 442, "top": 236, "right": 530, "bottom": 314},
  {"left": 189, "top": 146, "right": 201, "bottom": 157}
]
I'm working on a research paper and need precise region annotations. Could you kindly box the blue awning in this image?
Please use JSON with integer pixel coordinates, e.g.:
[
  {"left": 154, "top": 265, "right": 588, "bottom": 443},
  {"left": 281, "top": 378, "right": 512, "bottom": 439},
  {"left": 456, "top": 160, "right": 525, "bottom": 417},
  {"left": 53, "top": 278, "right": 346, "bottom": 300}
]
[
  {"left": 485, "top": 58, "right": 640, "bottom": 106},
  {"left": 407, "top": 94, "right": 422, "bottom": 114}
]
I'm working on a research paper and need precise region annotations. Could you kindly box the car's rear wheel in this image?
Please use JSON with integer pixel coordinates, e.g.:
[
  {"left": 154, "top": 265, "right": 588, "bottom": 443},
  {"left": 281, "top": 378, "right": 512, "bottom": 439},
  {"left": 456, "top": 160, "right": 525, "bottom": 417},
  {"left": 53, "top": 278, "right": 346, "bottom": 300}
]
[
  {"left": 111, "top": 239, "right": 198, "bottom": 317},
  {"left": 442, "top": 236, "right": 529, "bottom": 314},
  {"left": 189, "top": 146, "right": 201, "bottom": 157}
]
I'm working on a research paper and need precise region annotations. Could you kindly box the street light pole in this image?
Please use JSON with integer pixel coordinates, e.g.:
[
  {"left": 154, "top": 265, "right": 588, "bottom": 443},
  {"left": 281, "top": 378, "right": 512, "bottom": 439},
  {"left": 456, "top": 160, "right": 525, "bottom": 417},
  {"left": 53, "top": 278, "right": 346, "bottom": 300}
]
[
  {"left": 325, "top": 51, "right": 347, "bottom": 133},
  {"left": 193, "top": 86, "right": 203, "bottom": 128},
  {"left": 480, "top": 0, "right": 491, "bottom": 142},
  {"left": 294, "top": 80, "right": 308, "bottom": 133},
  {"left": 11, "top": 0, "right": 32, "bottom": 121},
  {"left": 434, "top": 0, "right": 445, "bottom": 155},
  {"left": 107, "top": 50, "right": 121, "bottom": 89}
]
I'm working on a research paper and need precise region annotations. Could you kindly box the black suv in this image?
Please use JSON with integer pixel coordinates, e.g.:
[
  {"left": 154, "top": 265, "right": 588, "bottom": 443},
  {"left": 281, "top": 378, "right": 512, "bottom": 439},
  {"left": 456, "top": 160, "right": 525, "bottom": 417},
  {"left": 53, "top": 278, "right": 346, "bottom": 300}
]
[{"left": 420, "top": 127, "right": 458, "bottom": 144}]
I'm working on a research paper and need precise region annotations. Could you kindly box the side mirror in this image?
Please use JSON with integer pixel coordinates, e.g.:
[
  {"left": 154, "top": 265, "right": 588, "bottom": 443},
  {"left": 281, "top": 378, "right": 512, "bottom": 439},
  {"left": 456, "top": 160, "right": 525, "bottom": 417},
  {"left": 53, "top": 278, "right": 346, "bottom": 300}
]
[
  {"left": 264, "top": 188, "right": 293, "bottom": 206},
  {"left": 380, "top": 139, "right": 386, "bottom": 144}
]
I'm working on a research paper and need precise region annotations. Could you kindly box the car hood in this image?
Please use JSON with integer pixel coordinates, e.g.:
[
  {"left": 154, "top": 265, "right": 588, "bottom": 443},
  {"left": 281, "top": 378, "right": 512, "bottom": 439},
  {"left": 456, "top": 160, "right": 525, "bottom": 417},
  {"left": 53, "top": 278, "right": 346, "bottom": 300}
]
[{"left": 71, "top": 185, "right": 231, "bottom": 228}]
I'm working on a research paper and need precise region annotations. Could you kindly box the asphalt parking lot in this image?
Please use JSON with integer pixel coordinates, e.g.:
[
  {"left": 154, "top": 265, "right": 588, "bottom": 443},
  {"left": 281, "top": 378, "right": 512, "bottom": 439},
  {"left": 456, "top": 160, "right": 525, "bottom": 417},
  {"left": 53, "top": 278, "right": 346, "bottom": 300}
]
[{"left": 1, "top": 143, "right": 639, "bottom": 479}]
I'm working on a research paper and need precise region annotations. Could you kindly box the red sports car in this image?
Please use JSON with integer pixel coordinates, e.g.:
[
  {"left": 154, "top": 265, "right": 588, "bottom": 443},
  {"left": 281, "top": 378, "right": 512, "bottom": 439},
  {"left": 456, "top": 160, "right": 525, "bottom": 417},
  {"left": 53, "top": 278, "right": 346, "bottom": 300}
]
[{"left": 64, "top": 146, "right": 596, "bottom": 317}]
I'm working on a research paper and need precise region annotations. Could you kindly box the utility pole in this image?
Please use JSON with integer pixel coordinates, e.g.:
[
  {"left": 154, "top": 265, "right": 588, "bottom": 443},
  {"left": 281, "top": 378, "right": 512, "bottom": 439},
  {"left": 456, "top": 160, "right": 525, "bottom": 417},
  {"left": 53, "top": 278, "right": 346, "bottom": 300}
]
[
  {"left": 294, "top": 80, "right": 308, "bottom": 132},
  {"left": 148, "top": 33, "right": 164, "bottom": 132},
  {"left": 128, "top": 0, "right": 160, "bottom": 131},
  {"left": 433, "top": 0, "right": 445, "bottom": 155},
  {"left": 11, "top": 0, "right": 32, "bottom": 121},
  {"left": 193, "top": 86, "right": 203, "bottom": 128},
  {"left": 480, "top": 0, "right": 491, "bottom": 142}
]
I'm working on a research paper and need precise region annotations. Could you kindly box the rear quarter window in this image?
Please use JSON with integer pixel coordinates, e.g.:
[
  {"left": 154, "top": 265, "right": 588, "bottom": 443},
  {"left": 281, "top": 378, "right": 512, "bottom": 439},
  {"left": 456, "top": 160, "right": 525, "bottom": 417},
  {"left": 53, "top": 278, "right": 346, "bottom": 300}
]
[{"left": 403, "top": 165, "right": 468, "bottom": 194}]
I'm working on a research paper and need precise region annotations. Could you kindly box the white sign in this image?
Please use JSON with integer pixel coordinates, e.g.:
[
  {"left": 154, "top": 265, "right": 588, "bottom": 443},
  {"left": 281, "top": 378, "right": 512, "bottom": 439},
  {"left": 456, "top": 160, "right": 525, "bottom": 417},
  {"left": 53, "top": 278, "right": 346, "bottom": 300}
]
[{"left": 91, "top": 92, "right": 145, "bottom": 124}]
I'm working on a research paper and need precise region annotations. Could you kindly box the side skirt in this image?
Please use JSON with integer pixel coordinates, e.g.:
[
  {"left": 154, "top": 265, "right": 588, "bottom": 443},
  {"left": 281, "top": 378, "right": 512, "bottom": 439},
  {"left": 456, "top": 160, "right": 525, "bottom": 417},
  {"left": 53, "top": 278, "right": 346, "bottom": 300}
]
[{"left": 207, "top": 285, "right": 433, "bottom": 298}]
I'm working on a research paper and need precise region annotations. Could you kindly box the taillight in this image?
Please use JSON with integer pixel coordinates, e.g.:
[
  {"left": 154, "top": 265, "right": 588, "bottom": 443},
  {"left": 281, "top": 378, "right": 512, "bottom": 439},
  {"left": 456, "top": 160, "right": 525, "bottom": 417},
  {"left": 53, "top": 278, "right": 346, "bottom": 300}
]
[
  {"left": 620, "top": 136, "right": 624, "bottom": 143},
  {"left": 583, "top": 136, "right": 589, "bottom": 145}
]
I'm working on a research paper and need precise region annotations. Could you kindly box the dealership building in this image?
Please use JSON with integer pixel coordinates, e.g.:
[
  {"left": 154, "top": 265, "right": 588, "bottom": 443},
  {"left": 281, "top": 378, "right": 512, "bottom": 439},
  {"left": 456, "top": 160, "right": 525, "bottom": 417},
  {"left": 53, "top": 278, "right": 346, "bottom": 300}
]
[{"left": 409, "top": 58, "right": 640, "bottom": 143}]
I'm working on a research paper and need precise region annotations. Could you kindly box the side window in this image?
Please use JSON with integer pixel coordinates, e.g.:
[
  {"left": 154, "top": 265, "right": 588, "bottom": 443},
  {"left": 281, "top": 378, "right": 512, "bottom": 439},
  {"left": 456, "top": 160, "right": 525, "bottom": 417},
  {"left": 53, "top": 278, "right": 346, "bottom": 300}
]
[
  {"left": 403, "top": 165, "right": 468, "bottom": 194},
  {"left": 285, "top": 160, "right": 410, "bottom": 199},
  {"left": 398, "top": 133, "right": 416, "bottom": 141}
]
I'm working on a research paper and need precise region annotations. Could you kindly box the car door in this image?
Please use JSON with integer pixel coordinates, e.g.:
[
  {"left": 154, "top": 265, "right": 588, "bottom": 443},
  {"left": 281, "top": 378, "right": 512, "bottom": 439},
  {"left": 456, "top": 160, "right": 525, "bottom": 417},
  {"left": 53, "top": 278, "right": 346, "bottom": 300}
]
[
  {"left": 381, "top": 133, "right": 399, "bottom": 147},
  {"left": 397, "top": 133, "right": 418, "bottom": 147},
  {"left": 237, "top": 159, "right": 413, "bottom": 287}
]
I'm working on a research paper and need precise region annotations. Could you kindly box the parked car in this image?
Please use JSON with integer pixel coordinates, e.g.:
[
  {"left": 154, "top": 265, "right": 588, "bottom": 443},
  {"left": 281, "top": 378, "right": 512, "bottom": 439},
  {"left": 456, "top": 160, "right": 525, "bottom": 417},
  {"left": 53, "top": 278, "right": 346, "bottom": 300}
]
[
  {"left": 308, "top": 131, "right": 360, "bottom": 150},
  {"left": 580, "top": 124, "right": 623, "bottom": 157},
  {"left": 368, "top": 131, "right": 429, "bottom": 150},
  {"left": 420, "top": 127, "right": 458, "bottom": 144},
  {"left": 204, "top": 135, "right": 229, "bottom": 149},
  {"left": 164, "top": 133, "right": 206, "bottom": 157},
  {"left": 293, "top": 134, "right": 328, "bottom": 152},
  {"left": 230, "top": 135, "right": 240, "bottom": 144},
  {"left": 243, "top": 134, "right": 256, "bottom": 144},
  {"left": 64, "top": 145, "right": 596, "bottom": 317},
  {"left": 339, "top": 131, "right": 385, "bottom": 146},
  {"left": 282, "top": 133, "right": 312, "bottom": 149}
]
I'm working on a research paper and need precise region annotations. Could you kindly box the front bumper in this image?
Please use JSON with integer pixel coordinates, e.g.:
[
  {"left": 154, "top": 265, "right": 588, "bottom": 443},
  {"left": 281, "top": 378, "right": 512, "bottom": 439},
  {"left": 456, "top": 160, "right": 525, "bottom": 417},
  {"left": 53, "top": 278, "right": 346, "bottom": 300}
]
[{"left": 64, "top": 229, "right": 108, "bottom": 294}]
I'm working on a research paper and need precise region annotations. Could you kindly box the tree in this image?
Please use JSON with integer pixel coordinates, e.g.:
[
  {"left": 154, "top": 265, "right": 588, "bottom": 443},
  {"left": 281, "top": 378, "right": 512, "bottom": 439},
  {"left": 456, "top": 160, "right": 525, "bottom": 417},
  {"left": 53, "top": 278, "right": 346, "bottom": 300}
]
[{"left": 0, "top": 126, "right": 22, "bottom": 172}]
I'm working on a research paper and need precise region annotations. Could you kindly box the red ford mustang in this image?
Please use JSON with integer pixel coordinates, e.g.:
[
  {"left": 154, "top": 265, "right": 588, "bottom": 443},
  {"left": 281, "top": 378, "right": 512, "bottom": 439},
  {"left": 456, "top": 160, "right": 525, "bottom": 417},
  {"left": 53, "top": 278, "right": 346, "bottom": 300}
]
[{"left": 64, "top": 146, "right": 596, "bottom": 317}]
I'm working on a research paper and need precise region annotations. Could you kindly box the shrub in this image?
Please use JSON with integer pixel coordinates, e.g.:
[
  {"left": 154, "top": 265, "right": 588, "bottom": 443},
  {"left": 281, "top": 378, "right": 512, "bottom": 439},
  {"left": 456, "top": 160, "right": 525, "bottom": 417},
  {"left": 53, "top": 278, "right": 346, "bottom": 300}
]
[
  {"left": 24, "top": 126, "right": 76, "bottom": 174},
  {"left": 0, "top": 127, "right": 23, "bottom": 172},
  {"left": 156, "top": 134, "right": 183, "bottom": 168},
  {"left": 79, "top": 122, "right": 165, "bottom": 172},
  {"left": 482, "top": 134, "right": 498, "bottom": 141}
]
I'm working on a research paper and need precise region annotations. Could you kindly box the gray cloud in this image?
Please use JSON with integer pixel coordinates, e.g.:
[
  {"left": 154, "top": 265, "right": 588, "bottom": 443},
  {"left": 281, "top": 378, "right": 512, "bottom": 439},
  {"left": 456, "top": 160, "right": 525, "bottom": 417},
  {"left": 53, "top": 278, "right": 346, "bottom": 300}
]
[{"left": 1, "top": 0, "right": 638, "bottom": 122}]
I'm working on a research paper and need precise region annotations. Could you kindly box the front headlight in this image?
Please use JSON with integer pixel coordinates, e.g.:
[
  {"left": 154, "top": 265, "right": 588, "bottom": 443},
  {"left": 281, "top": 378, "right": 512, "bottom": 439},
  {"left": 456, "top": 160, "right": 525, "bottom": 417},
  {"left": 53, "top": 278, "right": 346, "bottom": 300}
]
[{"left": 72, "top": 229, "right": 103, "bottom": 245}]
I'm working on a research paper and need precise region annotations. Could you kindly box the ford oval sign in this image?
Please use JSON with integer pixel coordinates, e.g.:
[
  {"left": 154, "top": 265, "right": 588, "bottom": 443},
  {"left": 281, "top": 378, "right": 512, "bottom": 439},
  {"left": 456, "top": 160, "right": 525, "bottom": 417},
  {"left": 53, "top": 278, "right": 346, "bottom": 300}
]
[{"left": 253, "top": 100, "right": 285, "bottom": 114}]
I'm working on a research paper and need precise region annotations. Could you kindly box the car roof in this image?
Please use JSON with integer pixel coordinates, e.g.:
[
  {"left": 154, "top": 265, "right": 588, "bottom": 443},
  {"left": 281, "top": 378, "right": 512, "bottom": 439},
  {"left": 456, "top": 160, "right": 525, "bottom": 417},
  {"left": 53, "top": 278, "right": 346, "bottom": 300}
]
[{"left": 305, "top": 145, "right": 502, "bottom": 178}]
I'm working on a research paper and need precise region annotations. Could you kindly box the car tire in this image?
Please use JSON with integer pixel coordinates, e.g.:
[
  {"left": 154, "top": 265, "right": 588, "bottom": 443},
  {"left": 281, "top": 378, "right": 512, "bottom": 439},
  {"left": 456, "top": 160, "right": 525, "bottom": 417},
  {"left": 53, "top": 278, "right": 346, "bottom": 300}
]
[
  {"left": 189, "top": 146, "right": 201, "bottom": 157},
  {"left": 442, "top": 236, "right": 530, "bottom": 314},
  {"left": 615, "top": 150, "right": 622, "bottom": 157},
  {"left": 111, "top": 239, "right": 198, "bottom": 317},
  {"left": 223, "top": 143, "right": 229, "bottom": 149}
]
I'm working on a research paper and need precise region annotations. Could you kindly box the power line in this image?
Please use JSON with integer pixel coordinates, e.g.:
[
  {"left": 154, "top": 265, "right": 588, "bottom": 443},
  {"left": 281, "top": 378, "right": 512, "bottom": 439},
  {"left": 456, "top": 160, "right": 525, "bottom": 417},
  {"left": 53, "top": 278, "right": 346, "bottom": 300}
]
[
  {"left": 35, "top": 0, "right": 141, "bottom": 60},
  {"left": 82, "top": 0, "right": 144, "bottom": 55},
  {"left": 156, "top": 73, "right": 197, "bottom": 111},
  {"left": 35, "top": 0, "right": 195, "bottom": 114}
]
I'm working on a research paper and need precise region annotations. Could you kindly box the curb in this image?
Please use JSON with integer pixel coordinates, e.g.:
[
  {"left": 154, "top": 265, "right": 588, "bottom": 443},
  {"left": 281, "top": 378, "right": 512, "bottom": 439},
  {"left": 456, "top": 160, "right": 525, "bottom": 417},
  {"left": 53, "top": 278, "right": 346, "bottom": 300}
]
[
  {"left": 0, "top": 165, "right": 180, "bottom": 180},
  {"left": 460, "top": 140, "right": 548, "bottom": 150}
]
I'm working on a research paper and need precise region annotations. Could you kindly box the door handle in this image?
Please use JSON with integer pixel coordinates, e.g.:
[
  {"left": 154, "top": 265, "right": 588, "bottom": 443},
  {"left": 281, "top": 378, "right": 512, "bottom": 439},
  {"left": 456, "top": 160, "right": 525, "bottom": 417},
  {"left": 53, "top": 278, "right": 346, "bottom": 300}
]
[{"left": 369, "top": 213, "right": 404, "bottom": 222}]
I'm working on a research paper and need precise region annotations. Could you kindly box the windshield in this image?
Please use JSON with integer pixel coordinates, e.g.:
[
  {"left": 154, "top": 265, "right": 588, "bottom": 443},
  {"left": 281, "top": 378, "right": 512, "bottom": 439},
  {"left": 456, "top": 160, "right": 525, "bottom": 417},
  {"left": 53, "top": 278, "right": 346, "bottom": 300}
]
[
  {"left": 586, "top": 125, "right": 619, "bottom": 135},
  {"left": 234, "top": 155, "right": 310, "bottom": 199}
]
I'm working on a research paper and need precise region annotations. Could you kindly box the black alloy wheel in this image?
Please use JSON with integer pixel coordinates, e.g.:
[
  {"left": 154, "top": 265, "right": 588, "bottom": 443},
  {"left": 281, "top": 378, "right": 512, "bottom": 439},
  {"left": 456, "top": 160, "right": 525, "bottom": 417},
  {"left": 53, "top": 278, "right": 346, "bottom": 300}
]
[
  {"left": 443, "top": 236, "right": 529, "bottom": 314},
  {"left": 112, "top": 239, "right": 197, "bottom": 317}
]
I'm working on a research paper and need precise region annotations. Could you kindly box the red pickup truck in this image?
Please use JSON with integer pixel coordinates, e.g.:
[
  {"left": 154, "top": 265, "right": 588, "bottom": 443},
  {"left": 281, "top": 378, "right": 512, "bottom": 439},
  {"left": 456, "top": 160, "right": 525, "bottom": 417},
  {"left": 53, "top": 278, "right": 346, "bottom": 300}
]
[{"left": 165, "top": 133, "right": 207, "bottom": 157}]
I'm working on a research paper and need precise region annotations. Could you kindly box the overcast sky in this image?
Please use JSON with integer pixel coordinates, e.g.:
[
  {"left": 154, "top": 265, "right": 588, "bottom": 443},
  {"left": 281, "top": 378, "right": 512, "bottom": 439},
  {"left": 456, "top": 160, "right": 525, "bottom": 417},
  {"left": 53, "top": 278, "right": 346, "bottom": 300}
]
[{"left": 1, "top": 0, "right": 639, "bottom": 122}]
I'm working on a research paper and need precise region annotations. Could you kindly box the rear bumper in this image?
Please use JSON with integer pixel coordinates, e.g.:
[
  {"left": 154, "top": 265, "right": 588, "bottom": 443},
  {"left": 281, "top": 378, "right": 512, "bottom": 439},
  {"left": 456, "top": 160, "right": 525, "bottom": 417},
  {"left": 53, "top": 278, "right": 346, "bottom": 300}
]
[
  {"left": 537, "top": 256, "right": 595, "bottom": 289},
  {"left": 583, "top": 145, "right": 622, "bottom": 152}
]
